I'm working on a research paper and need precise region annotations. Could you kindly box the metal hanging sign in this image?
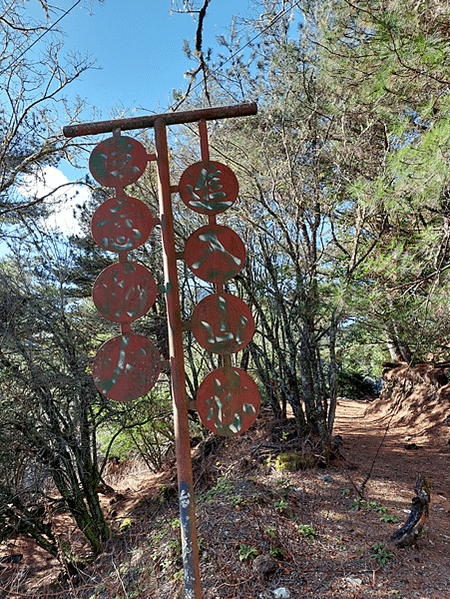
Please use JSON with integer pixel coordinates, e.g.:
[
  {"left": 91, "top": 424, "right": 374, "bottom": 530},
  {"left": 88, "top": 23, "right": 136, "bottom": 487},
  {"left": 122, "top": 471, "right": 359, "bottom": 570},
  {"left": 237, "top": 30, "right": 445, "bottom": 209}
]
[
  {"left": 179, "top": 160, "right": 239, "bottom": 214},
  {"left": 88, "top": 132, "right": 161, "bottom": 402},
  {"left": 180, "top": 122, "right": 261, "bottom": 439},
  {"left": 196, "top": 366, "right": 260, "bottom": 436},
  {"left": 190, "top": 292, "right": 255, "bottom": 354},
  {"left": 92, "top": 262, "right": 157, "bottom": 323},
  {"left": 92, "top": 333, "right": 161, "bottom": 402},
  {"left": 184, "top": 224, "right": 246, "bottom": 283},
  {"left": 89, "top": 135, "right": 148, "bottom": 187},
  {"left": 91, "top": 196, "right": 157, "bottom": 253},
  {"left": 64, "top": 102, "right": 258, "bottom": 599}
]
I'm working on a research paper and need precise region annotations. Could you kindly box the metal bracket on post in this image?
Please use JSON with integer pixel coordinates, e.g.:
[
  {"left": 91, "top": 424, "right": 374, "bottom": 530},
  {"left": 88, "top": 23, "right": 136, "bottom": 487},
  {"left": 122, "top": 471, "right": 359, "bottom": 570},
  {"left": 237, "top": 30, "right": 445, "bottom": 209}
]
[{"left": 64, "top": 102, "right": 258, "bottom": 599}]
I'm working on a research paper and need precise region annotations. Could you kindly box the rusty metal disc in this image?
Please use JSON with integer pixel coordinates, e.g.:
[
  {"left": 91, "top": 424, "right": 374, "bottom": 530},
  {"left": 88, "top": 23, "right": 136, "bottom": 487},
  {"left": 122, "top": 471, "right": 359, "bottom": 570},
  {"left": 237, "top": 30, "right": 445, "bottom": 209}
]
[
  {"left": 179, "top": 160, "right": 239, "bottom": 215},
  {"left": 196, "top": 366, "right": 260, "bottom": 436},
  {"left": 91, "top": 196, "right": 157, "bottom": 253},
  {"left": 191, "top": 292, "right": 255, "bottom": 354},
  {"left": 185, "top": 224, "right": 246, "bottom": 283},
  {"left": 92, "top": 333, "right": 161, "bottom": 402},
  {"left": 92, "top": 262, "right": 157, "bottom": 323},
  {"left": 89, "top": 135, "right": 148, "bottom": 188}
]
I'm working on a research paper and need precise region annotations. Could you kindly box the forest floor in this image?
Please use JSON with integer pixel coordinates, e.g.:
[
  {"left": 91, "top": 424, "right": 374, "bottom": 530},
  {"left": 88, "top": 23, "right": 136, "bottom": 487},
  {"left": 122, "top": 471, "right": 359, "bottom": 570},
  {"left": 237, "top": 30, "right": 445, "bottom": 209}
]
[{"left": 1, "top": 376, "right": 450, "bottom": 599}]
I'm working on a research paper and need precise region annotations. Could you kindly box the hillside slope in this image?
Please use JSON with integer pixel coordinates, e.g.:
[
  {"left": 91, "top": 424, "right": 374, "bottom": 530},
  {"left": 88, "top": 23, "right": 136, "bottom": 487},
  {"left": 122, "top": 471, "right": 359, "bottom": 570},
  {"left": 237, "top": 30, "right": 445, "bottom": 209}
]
[{"left": 1, "top": 369, "right": 449, "bottom": 598}]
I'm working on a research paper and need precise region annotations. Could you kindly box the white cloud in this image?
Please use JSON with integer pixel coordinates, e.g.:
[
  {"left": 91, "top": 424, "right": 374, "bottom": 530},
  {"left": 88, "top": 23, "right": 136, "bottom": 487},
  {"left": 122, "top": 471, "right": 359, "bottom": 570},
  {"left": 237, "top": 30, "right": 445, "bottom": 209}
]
[{"left": 18, "top": 166, "right": 92, "bottom": 236}]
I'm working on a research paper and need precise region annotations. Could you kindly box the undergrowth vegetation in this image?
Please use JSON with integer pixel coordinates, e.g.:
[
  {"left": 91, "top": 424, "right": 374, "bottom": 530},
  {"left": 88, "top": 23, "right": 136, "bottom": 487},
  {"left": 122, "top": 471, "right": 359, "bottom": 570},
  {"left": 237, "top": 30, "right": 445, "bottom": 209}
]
[{"left": 1, "top": 404, "right": 444, "bottom": 599}]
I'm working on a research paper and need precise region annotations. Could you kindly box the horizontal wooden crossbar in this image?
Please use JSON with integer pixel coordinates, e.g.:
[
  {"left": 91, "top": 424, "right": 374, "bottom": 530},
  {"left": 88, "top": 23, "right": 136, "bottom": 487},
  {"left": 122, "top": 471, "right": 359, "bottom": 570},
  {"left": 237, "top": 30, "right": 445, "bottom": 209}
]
[{"left": 63, "top": 102, "right": 258, "bottom": 138}]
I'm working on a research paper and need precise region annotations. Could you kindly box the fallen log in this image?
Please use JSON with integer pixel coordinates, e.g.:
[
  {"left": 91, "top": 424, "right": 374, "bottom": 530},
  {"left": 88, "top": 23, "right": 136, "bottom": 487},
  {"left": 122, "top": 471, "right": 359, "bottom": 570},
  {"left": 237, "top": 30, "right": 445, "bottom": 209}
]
[{"left": 391, "top": 474, "right": 431, "bottom": 547}]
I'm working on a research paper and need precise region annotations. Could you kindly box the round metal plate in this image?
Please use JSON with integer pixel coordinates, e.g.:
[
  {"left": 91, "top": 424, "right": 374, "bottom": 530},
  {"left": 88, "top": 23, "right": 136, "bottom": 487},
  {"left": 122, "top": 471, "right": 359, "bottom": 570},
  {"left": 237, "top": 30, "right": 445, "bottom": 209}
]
[
  {"left": 92, "top": 262, "right": 157, "bottom": 323},
  {"left": 185, "top": 224, "right": 246, "bottom": 283},
  {"left": 92, "top": 334, "right": 161, "bottom": 402},
  {"left": 191, "top": 293, "right": 255, "bottom": 354},
  {"left": 91, "top": 196, "right": 156, "bottom": 253},
  {"left": 196, "top": 366, "right": 260, "bottom": 436},
  {"left": 89, "top": 136, "right": 148, "bottom": 188},
  {"left": 179, "top": 160, "right": 239, "bottom": 215}
]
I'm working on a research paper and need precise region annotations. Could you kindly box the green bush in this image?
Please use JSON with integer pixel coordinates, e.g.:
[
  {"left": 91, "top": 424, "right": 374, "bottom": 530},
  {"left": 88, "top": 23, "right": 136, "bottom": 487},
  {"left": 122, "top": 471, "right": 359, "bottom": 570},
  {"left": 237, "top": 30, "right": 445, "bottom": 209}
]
[{"left": 337, "top": 370, "right": 378, "bottom": 399}]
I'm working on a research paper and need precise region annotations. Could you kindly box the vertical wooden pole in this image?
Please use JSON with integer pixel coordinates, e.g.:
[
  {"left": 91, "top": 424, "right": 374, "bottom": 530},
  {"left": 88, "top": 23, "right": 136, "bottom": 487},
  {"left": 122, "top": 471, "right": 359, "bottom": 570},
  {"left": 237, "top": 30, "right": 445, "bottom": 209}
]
[{"left": 154, "top": 117, "right": 202, "bottom": 599}]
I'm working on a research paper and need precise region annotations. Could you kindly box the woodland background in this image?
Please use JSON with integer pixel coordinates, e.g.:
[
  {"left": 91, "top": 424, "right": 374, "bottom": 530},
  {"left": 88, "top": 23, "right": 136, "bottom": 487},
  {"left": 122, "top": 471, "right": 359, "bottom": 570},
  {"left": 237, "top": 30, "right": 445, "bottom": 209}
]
[{"left": 1, "top": 0, "right": 450, "bottom": 585}]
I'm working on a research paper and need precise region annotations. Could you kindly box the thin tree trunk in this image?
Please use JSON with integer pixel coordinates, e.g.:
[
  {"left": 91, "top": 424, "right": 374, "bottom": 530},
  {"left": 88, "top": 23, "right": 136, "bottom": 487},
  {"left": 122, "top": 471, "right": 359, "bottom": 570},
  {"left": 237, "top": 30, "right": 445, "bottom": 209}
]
[{"left": 327, "top": 317, "right": 338, "bottom": 440}]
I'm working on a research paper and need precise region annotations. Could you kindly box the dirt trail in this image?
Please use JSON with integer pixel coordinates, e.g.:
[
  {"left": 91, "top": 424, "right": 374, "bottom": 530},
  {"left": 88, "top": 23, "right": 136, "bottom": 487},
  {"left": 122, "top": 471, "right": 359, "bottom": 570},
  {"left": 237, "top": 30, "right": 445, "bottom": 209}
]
[
  {"left": 334, "top": 398, "right": 450, "bottom": 565},
  {"left": 334, "top": 399, "right": 450, "bottom": 497}
]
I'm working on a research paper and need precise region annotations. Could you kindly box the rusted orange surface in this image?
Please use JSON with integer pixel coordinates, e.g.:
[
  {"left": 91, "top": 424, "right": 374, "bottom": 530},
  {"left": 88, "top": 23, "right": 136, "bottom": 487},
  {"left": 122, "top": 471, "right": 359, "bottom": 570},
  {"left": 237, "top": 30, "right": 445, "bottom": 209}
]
[
  {"left": 184, "top": 224, "right": 246, "bottom": 283},
  {"left": 92, "top": 333, "right": 160, "bottom": 402},
  {"left": 196, "top": 366, "right": 260, "bottom": 436},
  {"left": 92, "top": 262, "right": 157, "bottom": 323},
  {"left": 191, "top": 292, "right": 255, "bottom": 354}
]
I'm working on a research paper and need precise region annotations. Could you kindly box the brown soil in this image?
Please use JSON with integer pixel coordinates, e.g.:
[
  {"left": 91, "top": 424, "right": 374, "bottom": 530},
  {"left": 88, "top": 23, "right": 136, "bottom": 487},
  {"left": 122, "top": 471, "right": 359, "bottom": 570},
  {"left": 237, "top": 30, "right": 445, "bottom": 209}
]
[{"left": 1, "top": 366, "right": 450, "bottom": 599}]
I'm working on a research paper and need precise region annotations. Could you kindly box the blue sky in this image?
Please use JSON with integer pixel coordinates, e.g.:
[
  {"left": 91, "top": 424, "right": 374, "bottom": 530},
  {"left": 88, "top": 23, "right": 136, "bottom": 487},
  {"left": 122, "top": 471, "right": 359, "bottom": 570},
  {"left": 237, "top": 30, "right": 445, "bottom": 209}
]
[
  {"left": 15, "top": 0, "right": 256, "bottom": 238},
  {"left": 6, "top": 0, "right": 302, "bottom": 250},
  {"left": 38, "top": 0, "right": 254, "bottom": 116}
]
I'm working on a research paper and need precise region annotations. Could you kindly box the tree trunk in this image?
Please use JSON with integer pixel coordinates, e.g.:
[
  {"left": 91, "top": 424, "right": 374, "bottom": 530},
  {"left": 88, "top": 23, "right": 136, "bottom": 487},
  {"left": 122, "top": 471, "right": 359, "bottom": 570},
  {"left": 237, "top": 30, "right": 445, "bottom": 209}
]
[
  {"left": 391, "top": 474, "right": 431, "bottom": 547},
  {"left": 327, "top": 317, "right": 338, "bottom": 440}
]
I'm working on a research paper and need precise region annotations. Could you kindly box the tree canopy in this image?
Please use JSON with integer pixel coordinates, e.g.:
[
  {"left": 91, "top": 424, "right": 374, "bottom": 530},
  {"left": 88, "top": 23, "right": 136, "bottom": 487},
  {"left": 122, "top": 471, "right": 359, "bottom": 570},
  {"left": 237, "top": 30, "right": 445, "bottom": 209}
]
[{"left": 169, "top": 0, "right": 450, "bottom": 444}]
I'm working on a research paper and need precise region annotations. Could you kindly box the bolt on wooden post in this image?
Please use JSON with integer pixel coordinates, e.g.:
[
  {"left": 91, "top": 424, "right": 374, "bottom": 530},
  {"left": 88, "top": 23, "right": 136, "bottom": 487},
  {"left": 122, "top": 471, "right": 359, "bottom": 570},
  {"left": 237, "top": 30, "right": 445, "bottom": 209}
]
[{"left": 64, "top": 103, "right": 258, "bottom": 599}]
